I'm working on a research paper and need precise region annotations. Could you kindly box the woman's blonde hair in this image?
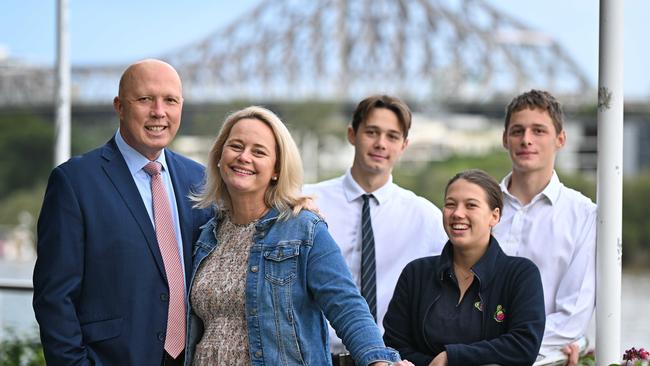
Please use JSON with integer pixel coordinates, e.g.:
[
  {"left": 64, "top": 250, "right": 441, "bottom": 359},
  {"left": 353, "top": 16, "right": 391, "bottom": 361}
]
[{"left": 193, "top": 106, "right": 308, "bottom": 219}]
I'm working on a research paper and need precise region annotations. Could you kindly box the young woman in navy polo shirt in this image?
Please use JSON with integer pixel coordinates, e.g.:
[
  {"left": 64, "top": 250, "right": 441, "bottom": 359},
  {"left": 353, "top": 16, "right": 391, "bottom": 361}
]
[{"left": 383, "top": 169, "right": 545, "bottom": 366}]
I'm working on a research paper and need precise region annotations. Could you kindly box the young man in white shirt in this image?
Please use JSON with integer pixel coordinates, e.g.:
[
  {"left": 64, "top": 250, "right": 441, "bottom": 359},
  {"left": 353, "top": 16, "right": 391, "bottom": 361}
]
[
  {"left": 303, "top": 95, "right": 447, "bottom": 366},
  {"left": 492, "top": 90, "right": 597, "bottom": 366}
]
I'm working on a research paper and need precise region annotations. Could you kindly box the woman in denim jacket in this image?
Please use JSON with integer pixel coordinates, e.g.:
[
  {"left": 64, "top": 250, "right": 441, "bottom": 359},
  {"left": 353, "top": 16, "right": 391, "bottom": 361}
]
[{"left": 186, "top": 106, "right": 409, "bottom": 366}]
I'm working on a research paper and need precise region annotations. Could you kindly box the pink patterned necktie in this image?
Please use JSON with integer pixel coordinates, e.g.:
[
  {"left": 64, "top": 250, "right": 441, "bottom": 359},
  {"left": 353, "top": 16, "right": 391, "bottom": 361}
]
[{"left": 143, "top": 161, "right": 185, "bottom": 358}]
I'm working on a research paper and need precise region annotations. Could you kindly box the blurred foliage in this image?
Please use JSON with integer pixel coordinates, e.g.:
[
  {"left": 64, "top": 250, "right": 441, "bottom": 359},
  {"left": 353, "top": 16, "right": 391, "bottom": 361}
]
[
  {"left": 0, "top": 185, "right": 46, "bottom": 228},
  {"left": 0, "top": 114, "right": 53, "bottom": 201},
  {"left": 392, "top": 150, "right": 648, "bottom": 268},
  {"left": 0, "top": 110, "right": 111, "bottom": 236},
  {"left": 0, "top": 330, "right": 44, "bottom": 366},
  {"left": 181, "top": 101, "right": 256, "bottom": 135},
  {"left": 0, "top": 106, "right": 649, "bottom": 268},
  {"left": 393, "top": 149, "right": 511, "bottom": 207},
  {"left": 579, "top": 352, "right": 596, "bottom": 366},
  {"left": 622, "top": 172, "right": 650, "bottom": 267},
  {"left": 70, "top": 118, "right": 116, "bottom": 155},
  {"left": 0, "top": 104, "right": 648, "bottom": 360},
  {"left": 274, "top": 101, "right": 345, "bottom": 135},
  {"left": 0, "top": 110, "right": 96, "bottom": 197},
  {"left": 181, "top": 100, "right": 345, "bottom": 136}
]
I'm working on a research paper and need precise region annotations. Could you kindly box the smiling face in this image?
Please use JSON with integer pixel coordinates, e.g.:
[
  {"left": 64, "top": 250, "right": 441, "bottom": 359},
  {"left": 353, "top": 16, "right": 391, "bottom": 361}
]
[
  {"left": 502, "top": 107, "right": 565, "bottom": 176},
  {"left": 348, "top": 107, "right": 408, "bottom": 181},
  {"left": 219, "top": 118, "right": 278, "bottom": 203},
  {"left": 113, "top": 60, "right": 183, "bottom": 160},
  {"left": 443, "top": 179, "right": 500, "bottom": 250}
]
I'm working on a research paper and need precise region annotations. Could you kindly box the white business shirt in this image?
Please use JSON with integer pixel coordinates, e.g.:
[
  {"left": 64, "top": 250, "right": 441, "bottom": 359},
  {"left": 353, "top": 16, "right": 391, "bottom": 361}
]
[
  {"left": 492, "top": 171, "right": 596, "bottom": 353},
  {"left": 115, "top": 130, "right": 186, "bottom": 280},
  {"left": 303, "top": 169, "right": 448, "bottom": 354}
]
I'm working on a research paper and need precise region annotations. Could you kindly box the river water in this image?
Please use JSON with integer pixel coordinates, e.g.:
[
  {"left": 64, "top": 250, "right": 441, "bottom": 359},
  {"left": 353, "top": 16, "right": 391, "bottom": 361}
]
[{"left": 1, "top": 260, "right": 649, "bottom": 353}]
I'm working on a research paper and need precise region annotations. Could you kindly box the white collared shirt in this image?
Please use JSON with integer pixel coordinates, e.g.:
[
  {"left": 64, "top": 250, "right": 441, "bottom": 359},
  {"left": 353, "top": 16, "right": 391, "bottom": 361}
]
[
  {"left": 303, "top": 170, "right": 447, "bottom": 354},
  {"left": 492, "top": 171, "right": 596, "bottom": 351},
  {"left": 115, "top": 130, "right": 186, "bottom": 280}
]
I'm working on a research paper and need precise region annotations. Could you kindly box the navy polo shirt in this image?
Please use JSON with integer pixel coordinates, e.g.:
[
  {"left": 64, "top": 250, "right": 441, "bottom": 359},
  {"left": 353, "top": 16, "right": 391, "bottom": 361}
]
[{"left": 424, "top": 268, "right": 484, "bottom": 354}]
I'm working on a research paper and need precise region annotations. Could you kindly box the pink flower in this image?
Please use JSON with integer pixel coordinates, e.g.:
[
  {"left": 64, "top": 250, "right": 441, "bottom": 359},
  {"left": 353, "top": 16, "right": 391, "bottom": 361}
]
[
  {"left": 493, "top": 305, "right": 506, "bottom": 323},
  {"left": 640, "top": 348, "right": 650, "bottom": 360},
  {"left": 622, "top": 347, "right": 650, "bottom": 364},
  {"left": 639, "top": 348, "right": 650, "bottom": 360}
]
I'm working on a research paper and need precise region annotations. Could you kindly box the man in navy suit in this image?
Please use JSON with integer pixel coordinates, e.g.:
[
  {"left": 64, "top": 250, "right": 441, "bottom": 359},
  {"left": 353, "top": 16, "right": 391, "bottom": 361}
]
[{"left": 33, "top": 59, "right": 211, "bottom": 365}]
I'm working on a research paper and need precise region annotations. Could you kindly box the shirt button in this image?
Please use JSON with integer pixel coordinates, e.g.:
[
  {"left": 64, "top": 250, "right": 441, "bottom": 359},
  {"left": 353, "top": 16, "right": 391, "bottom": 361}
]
[
  {"left": 250, "top": 308, "right": 257, "bottom": 315},
  {"left": 160, "top": 293, "right": 169, "bottom": 302},
  {"left": 251, "top": 265, "right": 259, "bottom": 273},
  {"left": 157, "top": 332, "right": 165, "bottom": 341},
  {"left": 255, "top": 350, "right": 262, "bottom": 358}
]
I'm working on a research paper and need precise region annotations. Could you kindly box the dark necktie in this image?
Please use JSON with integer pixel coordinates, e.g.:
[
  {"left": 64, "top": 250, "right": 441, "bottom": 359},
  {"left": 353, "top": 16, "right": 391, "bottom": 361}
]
[
  {"left": 143, "top": 161, "right": 185, "bottom": 358},
  {"left": 361, "top": 194, "right": 377, "bottom": 321}
]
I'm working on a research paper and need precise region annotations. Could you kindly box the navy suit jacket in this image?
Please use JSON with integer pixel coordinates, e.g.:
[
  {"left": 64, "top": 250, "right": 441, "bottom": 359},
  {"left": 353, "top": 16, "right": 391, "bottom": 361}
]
[{"left": 33, "top": 138, "right": 212, "bottom": 366}]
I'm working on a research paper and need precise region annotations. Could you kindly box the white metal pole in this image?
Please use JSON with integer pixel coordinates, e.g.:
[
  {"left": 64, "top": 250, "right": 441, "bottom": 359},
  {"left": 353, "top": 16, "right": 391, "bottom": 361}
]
[
  {"left": 596, "top": 0, "right": 624, "bottom": 365},
  {"left": 54, "top": 0, "right": 71, "bottom": 167}
]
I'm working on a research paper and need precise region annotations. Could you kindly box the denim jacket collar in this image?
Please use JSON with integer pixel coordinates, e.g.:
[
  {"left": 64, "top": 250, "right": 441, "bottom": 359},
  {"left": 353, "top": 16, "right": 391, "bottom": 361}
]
[
  {"left": 200, "top": 207, "right": 281, "bottom": 231},
  {"left": 255, "top": 207, "right": 280, "bottom": 232}
]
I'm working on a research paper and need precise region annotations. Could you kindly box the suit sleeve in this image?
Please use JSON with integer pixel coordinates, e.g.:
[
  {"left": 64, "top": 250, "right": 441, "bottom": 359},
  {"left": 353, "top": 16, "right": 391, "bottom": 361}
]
[
  {"left": 33, "top": 167, "right": 94, "bottom": 365},
  {"left": 383, "top": 262, "right": 435, "bottom": 366},
  {"left": 445, "top": 261, "right": 545, "bottom": 366}
]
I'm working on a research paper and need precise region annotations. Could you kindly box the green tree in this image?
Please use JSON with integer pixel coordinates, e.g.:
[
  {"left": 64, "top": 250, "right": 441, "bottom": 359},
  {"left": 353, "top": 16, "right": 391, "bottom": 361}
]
[
  {"left": 393, "top": 150, "right": 650, "bottom": 269},
  {"left": 0, "top": 331, "right": 45, "bottom": 366},
  {"left": 622, "top": 171, "right": 650, "bottom": 267},
  {"left": 0, "top": 113, "right": 53, "bottom": 200},
  {"left": 0, "top": 184, "right": 45, "bottom": 227},
  {"left": 393, "top": 150, "right": 511, "bottom": 207}
]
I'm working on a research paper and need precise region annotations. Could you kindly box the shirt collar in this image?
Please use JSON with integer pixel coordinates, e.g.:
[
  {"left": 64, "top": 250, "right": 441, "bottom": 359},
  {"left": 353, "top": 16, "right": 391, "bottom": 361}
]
[
  {"left": 437, "top": 236, "right": 503, "bottom": 290},
  {"left": 342, "top": 169, "right": 395, "bottom": 205},
  {"left": 500, "top": 170, "right": 561, "bottom": 206},
  {"left": 114, "top": 129, "right": 169, "bottom": 175}
]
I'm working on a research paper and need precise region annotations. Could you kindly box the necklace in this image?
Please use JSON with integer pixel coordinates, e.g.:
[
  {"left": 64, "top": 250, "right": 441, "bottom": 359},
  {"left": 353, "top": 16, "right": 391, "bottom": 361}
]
[{"left": 453, "top": 264, "right": 474, "bottom": 282}]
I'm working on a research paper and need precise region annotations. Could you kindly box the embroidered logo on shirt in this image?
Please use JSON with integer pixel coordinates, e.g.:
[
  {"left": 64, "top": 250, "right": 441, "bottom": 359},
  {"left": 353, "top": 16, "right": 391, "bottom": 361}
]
[
  {"left": 474, "top": 301, "right": 483, "bottom": 312},
  {"left": 494, "top": 305, "right": 506, "bottom": 322}
]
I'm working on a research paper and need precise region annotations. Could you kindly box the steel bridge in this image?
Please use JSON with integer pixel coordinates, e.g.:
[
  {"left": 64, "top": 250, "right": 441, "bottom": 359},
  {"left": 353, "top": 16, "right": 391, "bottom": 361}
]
[{"left": 0, "top": 0, "right": 592, "bottom": 106}]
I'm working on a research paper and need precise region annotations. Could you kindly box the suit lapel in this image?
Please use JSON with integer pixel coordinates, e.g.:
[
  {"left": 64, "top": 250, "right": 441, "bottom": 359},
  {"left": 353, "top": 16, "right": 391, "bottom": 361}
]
[
  {"left": 165, "top": 150, "right": 195, "bottom": 285},
  {"left": 100, "top": 139, "right": 167, "bottom": 279}
]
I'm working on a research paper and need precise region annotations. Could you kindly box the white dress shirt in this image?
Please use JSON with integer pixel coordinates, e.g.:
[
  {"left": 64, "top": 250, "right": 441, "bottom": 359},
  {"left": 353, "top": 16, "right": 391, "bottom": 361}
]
[
  {"left": 115, "top": 130, "right": 186, "bottom": 279},
  {"left": 492, "top": 171, "right": 596, "bottom": 353},
  {"left": 303, "top": 169, "right": 448, "bottom": 354}
]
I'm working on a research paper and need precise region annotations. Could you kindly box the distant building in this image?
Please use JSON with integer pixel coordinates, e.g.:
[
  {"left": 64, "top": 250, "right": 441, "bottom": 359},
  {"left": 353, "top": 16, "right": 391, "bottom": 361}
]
[{"left": 569, "top": 104, "right": 650, "bottom": 177}]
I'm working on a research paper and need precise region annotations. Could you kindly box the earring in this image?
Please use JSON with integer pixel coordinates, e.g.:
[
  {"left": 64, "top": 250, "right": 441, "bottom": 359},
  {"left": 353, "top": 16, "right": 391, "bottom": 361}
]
[
  {"left": 271, "top": 176, "right": 278, "bottom": 181},
  {"left": 217, "top": 163, "right": 221, "bottom": 168}
]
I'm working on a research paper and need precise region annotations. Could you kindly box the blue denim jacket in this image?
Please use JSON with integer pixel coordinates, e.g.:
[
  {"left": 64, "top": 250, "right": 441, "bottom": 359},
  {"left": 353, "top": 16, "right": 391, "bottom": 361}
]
[{"left": 185, "top": 208, "right": 400, "bottom": 365}]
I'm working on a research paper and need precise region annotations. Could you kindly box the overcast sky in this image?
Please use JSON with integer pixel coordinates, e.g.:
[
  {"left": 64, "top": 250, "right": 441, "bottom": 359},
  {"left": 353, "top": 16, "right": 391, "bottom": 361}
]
[{"left": 1, "top": 1, "right": 647, "bottom": 100}]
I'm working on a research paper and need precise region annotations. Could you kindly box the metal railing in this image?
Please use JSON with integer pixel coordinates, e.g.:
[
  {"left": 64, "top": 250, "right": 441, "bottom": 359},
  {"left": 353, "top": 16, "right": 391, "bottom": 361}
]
[{"left": 0, "top": 278, "right": 33, "bottom": 292}]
